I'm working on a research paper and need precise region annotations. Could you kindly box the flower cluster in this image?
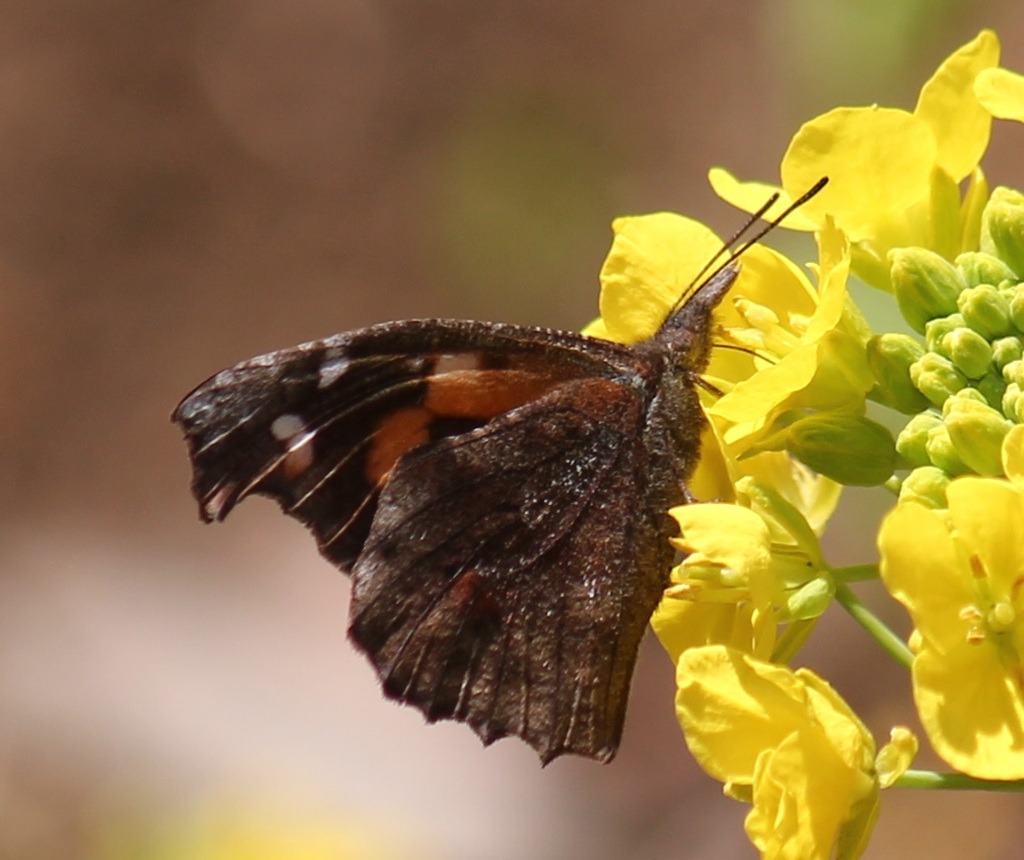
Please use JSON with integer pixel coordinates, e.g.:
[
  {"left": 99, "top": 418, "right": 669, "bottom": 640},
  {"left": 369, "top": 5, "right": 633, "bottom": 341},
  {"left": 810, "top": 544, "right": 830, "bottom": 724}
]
[
  {"left": 595, "top": 29, "right": 1024, "bottom": 859},
  {"left": 891, "top": 190, "right": 1024, "bottom": 504}
]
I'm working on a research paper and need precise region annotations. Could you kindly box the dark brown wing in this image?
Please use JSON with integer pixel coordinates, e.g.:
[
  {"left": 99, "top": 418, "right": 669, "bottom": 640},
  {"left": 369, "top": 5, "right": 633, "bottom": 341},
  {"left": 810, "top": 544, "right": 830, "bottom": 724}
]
[
  {"left": 348, "top": 377, "right": 673, "bottom": 764},
  {"left": 172, "top": 320, "right": 636, "bottom": 571},
  {"left": 172, "top": 321, "right": 673, "bottom": 763}
]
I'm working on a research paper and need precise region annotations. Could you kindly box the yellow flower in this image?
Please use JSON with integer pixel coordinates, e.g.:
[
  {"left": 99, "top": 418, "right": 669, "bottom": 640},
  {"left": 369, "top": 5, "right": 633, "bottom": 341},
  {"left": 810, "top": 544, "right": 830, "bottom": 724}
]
[
  {"left": 652, "top": 503, "right": 778, "bottom": 660},
  {"left": 711, "top": 30, "right": 999, "bottom": 289},
  {"left": 592, "top": 210, "right": 852, "bottom": 664},
  {"left": 879, "top": 426, "right": 1024, "bottom": 778},
  {"left": 707, "top": 223, "right": 878, "bottom": 470},
  {"left": 675, "top": 646, "right": 913, "bottom": 859},
  {"left": 651, "top": 468, "right": 837, "bottom": 661},
  {"left": 592, "top": 209, "right": 875, "bottom": 484}
]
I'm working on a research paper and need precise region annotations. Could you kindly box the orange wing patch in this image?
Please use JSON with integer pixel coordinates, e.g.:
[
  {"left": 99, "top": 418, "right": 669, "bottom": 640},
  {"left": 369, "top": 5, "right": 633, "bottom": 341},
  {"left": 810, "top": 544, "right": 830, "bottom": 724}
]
[
  {"left": 365, "top": 369, "right": 561, "bottom": 485},
  {"left": 366, "top": 406, "right": 432, "bottom": 484},
  {"left": 423, "top": 369, "right": 558, "bottom": 419}
]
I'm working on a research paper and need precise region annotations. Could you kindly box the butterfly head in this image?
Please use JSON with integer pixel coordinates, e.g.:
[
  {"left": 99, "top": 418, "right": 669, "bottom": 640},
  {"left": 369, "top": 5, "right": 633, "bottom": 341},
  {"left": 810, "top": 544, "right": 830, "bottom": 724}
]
[
  {"left": 650, "top": 260, "right": 740, "bottom": 374},
  {"left": 648, "top": 177, "right": 828, "bottom": 374}
]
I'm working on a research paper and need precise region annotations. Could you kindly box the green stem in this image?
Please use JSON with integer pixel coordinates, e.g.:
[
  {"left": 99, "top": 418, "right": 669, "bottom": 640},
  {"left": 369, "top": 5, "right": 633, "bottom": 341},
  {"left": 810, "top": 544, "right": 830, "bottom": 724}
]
[
  {"left": 830, "top": 563, "right": 880, "bottom": 583},
  {"left": 772, "top": 616, "right": 819, "bottom": 664},
  {"left": 834, "top": 582, "right": 913, "bottom": 670},
  {"left": 894, "top": 769, "right": 1024, "bottom": 792}
]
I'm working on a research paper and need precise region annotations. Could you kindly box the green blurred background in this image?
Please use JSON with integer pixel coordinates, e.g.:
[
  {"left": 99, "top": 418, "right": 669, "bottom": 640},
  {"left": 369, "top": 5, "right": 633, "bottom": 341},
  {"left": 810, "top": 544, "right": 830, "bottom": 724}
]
[{"left": 3, "top": 1, "right": 1024, "bottom": 857}]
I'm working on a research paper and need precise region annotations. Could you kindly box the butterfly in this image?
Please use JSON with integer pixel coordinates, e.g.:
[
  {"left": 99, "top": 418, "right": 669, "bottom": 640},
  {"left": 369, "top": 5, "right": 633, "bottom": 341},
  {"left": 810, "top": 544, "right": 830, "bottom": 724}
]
[{"left": 172, "top": 180, "right": 826, "bottom": 765}]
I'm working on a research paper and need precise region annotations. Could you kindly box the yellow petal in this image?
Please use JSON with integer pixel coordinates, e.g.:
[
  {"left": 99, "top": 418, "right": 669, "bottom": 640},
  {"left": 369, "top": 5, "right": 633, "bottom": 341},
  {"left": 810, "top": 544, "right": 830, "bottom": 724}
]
[
  {"left": 800, "top": 669, "right": 876, "bottom": 770},
  {"left": 877, "top": 500, "right": 972, "bottom": 653},
  {"left": 1001, "top": 421, "right": 1024, "bottom": 485},
  {"left": 716, "top": 243, "right": 818, "bottom": 331},
  {"left": 712, "top": 345, "right": 819, "bottom": 443},
  {"left": 669, "top": 503, "right": 772, "bottom": 572},
  {"left": 676, "top": 646, "right": 814, "bottom": 783},
  {"left": 914, "top": 30, "right": 999, "bottom": 181},
  {"left": 947, "top": 478, "right": 1024, "bottom": 596},
  {"left": 959, "top": 166, "right": 989, "bottom": 252},
  {"left": 713, "top": 332, "right": 871, "bottom": 451},
  {"left": 652, "top": 599, "right": 770, "bottom": 662},
  {"left": 807, "top": 330, "right": 875, "bottom": 404},
  {"left": 780, "top": 107, "right": 937, "bottom": 241},
  {"left": 914, "top": 643, "right": 1024, "bottom": 779},
  {"left": 688, "top": 421, "right": 737, "bottom": 503},
  {"left": 803, "top": 222, "right": 853, "bottom": 342},
  {"left": 598, "top": 212, "right": 722, "bottom": 342},
  {"left": 735, "top": 456, "right": 841, "bottom": 537},
  {"left": 707, "top": 167, "right": 819, "bottom": 231},
  {"left": 745, "top": 732, "right": 869, "bottom": 860},
  {"left": 579, "top": 317, "right": 610, "bottom": 339},
  {"left": 975, "top": 66, "right": 1024, "bottom": 121},
  {"left": 925, "top": 165, "right": 966, "bottom": 261}
]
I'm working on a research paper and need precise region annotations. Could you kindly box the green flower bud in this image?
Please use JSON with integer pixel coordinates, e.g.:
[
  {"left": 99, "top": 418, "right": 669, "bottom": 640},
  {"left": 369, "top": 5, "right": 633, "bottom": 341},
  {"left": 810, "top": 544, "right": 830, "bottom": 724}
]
[
  {"left": 951, "top": 386, "right": 987, "bottom": 405},
  {"left": 909, "top": 353, "right": 967, "bottom": 406},
  {"left": 895, "top": 411, "right": 943, "bottom": 468},
  {"left": 785, "top": 413, "right": 896, "bottom": 486},
  {"left": 924, "top": 313, "right": 965, "bottom": 352},
  {"left": 866, "top": 334, "right": 930, "bottom": 413},
  {"left": 980, "top": 186, "right": 1024, "bottom": 278},
  {"left": 889, "top": 247, "right": 965, "bottom": 334},
  {"left": 992, "top": 336, "right": 1023, "bottom": 370},
  {"left": 925, "top": 423, "right": 968, "bottom": 475},
  {"left": 938, "top": 327, "right": 993, "bottom": 379},
  {"left": 898, "top": 466, "right": 950, "bottom": 509},
  {"left": 1003, "top": 382, "right": 1023, "bottom": 424},
  {"left": 1009, "top": 289, "right": 1024, "bottom": 333},
  {"left": 957, "top": 284, "right": 1013, "bottom": 339},
  {"left": 956, "top": 251, "right": 1019, "bottom": 287},
  {"left": 975, "top": 370, "right": 1007, "bottom": 410},
  {"left": 784, "top": 576, "right": 835, "bottom": 622},
  {"left": 1003, "top": 359, "right": 1024, "bottom": 386},
  {"left": 942, "top": 391, "right": 1012, "bottom": 476}
]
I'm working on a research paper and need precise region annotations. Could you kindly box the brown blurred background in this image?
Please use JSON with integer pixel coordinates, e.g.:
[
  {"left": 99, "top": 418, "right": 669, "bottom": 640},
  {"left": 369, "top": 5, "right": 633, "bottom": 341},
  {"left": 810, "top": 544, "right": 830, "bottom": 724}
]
[{"left": 3, "top": 1, "right": 1024, "bottom": 858}]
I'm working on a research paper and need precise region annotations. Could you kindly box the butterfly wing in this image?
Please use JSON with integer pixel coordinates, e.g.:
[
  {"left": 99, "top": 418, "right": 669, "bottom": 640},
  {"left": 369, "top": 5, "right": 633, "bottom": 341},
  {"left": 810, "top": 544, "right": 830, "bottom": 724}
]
[
  {"left": 173, "top": 321, "right": 672, "bottom": 762},
  {"left": 349, "top": 376, "right": 672, "bottom": 763},
  {"left": 172, "top": 320, "right": 636, "bottom": 571}
]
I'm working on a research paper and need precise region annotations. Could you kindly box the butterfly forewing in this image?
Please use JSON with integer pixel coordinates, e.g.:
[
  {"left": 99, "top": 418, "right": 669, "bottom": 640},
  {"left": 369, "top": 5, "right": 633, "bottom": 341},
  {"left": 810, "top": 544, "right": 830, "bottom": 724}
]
[{"left": 173, "top": 321, "right": 638, "bottom": 570}]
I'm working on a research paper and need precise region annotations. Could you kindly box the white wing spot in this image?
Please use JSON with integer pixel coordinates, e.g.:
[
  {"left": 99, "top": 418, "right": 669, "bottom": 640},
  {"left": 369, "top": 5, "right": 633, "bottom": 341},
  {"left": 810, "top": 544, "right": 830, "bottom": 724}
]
[
  {"left": 271, "top": 413, "right": 307, "bottom": 442},
  {"left": 318, "top": 355, "right": 351, "bottom": 389},
  {"left": 270, "top": 414, "right": 316, "bottom": 477},
  {"left": 203, "top": 483, "right": 238, "bottom": 520}
]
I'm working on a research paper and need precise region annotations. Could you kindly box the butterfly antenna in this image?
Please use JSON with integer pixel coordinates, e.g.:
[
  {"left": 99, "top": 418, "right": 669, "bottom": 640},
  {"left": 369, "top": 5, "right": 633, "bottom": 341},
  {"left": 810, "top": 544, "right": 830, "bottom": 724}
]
[{"left": 668, "top": 176, "right": 829, "bottom": 316}]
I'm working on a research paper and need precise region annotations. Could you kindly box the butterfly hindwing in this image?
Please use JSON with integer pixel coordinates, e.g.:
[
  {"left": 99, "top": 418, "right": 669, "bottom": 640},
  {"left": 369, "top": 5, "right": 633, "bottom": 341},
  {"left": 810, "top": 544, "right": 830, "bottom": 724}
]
[{"left": 348, "top": 376, "right": 672, "bottom": 763}]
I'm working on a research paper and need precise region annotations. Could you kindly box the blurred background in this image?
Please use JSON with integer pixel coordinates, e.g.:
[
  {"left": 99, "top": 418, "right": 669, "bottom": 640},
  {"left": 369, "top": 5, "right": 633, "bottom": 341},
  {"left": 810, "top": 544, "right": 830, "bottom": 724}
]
[{"left": 3, "top": 1, "right": 1024, "bottom": 857}]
